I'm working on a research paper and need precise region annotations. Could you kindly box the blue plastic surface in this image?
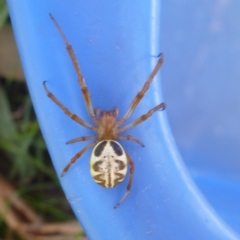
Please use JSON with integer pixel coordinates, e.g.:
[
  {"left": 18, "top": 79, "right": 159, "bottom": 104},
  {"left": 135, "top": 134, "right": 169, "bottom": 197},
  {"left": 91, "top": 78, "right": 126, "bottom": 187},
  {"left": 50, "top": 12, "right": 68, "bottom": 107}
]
[
  {"left": 161, "top": 0, "right": 240, "bottom": 237},
  {"left": 7, "top": 0, "right": 240, "bottom": 239}
]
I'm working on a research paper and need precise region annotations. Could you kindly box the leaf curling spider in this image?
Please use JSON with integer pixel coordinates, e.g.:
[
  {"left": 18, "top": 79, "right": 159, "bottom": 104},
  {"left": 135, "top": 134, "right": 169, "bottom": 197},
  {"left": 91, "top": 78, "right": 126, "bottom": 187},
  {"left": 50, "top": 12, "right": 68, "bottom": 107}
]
[{"left": 43, "top": 14, "right": 166, "bottom": 209}]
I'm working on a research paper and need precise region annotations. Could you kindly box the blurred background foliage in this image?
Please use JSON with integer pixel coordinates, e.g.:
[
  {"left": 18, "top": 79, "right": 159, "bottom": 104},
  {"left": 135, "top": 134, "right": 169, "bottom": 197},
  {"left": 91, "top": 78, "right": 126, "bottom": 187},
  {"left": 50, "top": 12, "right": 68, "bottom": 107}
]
[{"left": 0, "top": 0, "right": 84, "bottom": 239}]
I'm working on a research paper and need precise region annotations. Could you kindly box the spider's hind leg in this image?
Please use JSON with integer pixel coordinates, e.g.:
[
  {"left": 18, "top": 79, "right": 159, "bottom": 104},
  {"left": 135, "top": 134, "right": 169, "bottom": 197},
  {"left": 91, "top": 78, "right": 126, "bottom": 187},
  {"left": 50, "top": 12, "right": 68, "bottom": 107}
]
[{"left": 114, "top": 152, "right": 134, "bottom": 209}]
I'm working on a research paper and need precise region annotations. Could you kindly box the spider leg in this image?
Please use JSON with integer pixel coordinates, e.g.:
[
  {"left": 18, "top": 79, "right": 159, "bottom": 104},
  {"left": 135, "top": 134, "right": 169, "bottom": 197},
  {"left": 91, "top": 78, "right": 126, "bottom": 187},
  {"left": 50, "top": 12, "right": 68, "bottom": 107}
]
[
  {"left": 61, "top": 142, "right": 97, "bottom": 177},
  {"left": 114, "top": 152, "right": 134, "bottom": 209},
  {"left": 43, "top": 81, "right": 96, "bottom": 131},
  {"left": 119, "top": 102, "right": 165, "bottom": 133},
  {"left": 49, "top": 14, "right": 97, "bottom": 124},
  {"left": 118, "top": 135, "right": 144, "bottom": 147},
  {"left": 117, "top": 53, "right": 164, "bottom": 126},
  {"left": 66, "top": 136, "right": 97, "bottom": 144}
]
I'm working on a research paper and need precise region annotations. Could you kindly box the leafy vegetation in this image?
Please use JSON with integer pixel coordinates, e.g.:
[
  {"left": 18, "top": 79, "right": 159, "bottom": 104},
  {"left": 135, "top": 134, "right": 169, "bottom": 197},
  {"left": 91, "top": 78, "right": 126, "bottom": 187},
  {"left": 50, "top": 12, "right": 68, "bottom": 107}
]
[{"left": 0, "top": 1, "right": 84, "bottom": 239}]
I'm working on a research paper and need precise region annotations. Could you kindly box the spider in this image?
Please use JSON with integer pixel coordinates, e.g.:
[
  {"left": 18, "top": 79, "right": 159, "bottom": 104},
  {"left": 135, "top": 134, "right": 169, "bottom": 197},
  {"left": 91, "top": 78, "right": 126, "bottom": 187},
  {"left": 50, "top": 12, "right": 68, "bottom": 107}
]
[{"left": 43, "top": 14, "right": 166, "bottom": 209}]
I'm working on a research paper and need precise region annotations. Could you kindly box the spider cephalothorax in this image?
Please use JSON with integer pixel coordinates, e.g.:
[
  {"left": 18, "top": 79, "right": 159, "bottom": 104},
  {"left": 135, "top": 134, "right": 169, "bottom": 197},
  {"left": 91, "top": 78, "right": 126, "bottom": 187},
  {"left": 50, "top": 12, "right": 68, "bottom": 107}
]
[
  {"left": 97, "top": 109, "right": 119, "bottom": 140},
  {"left": 43, "top": 14, "right": 166, "bottom": 208}
]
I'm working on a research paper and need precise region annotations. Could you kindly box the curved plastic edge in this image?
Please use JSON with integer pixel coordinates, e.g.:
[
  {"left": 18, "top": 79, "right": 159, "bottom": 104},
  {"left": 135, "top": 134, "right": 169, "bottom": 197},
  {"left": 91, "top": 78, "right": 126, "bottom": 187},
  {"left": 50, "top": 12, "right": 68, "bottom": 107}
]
[{"left": 6, "top": 0, "right": 239, "bottom": 239}]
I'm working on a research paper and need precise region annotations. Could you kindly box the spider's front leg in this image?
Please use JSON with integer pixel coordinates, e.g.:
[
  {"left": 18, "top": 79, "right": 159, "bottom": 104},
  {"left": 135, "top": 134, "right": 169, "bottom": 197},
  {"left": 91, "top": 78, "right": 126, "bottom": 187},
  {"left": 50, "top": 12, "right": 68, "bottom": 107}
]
[
  {"left": 119, "top": 102, "right": 166, "bottom": 133},
  {"left": 118, "top": 135, "right": 145, "bottom": 147},
  {"left": 49, "top": 14, "right": 97, "bottom": 124},
  {"left": 43, "top": 81, "right": 96, "bottom": 131},
  {"left": 117, "top": 53, "right": 164, "bottom": 126}
]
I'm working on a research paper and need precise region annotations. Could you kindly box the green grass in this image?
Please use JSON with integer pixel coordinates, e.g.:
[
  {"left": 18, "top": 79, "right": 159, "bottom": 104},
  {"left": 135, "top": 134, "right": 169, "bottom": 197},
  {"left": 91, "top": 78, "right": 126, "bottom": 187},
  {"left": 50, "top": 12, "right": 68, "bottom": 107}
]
[
  {"left": 0, "top": 0, "right": 8, "bottom": 28},
  {"left": 0, "top": 2, "right": 83, "bottom": 239},
  {"left": 0, "top": 77, "right": 79, "bottom": 239}
]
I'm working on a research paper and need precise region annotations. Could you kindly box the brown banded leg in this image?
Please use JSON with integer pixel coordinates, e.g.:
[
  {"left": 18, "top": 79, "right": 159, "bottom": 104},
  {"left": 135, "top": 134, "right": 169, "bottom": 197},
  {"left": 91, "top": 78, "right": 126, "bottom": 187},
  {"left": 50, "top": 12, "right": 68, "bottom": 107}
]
[
  {"left": 119, "top": 102, "right": 166, "bottom": 133},
  {"left": 49, "top": 14, "right": 97, "bottom": 124},
  {"left": 43, "top": 81, "right": 96, "bottom": 131},
  {"left": 66, "top": 136, "right": 97, "bottom": 144},
  {"left": 114, "top": 152, "right": 134, "bottom": 209},
  {"left": 61, "top": 142, "right": 97, "bottom": 177},
  {"left": 117, "top": 53, "right": 164, "bottom": 127},
  {"left": 118, "top": 135, "right": 145, "bottom": 147}
]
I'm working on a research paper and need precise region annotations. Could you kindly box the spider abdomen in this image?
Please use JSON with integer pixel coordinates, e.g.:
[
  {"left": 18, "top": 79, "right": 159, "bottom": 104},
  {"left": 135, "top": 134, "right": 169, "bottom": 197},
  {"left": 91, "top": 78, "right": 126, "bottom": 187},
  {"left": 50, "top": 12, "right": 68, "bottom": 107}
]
[{"left": 90, "top": 140, "right": 128, "bottom": 188}]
